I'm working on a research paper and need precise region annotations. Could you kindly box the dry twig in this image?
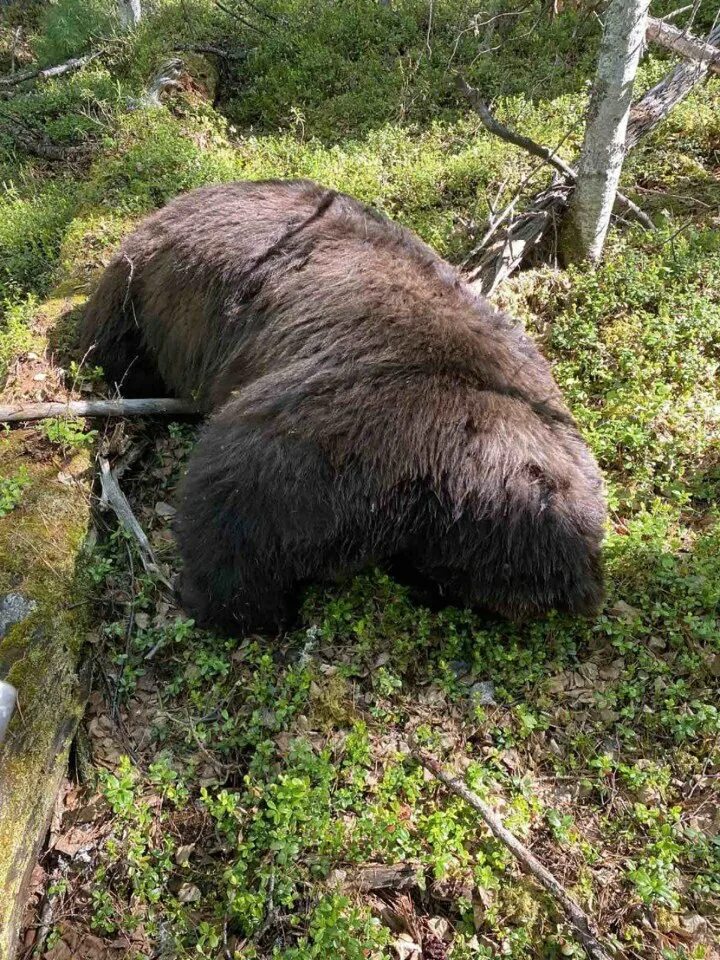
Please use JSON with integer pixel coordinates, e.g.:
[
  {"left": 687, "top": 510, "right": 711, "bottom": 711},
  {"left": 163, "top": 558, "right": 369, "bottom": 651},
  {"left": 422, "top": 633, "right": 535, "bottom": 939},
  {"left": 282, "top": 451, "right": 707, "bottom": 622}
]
[
  {"left": 98, "top": 457, "right": 172, "bottom": 589},
  {"left": 413, "top": 748, "right": 615, "bottom": 960}
]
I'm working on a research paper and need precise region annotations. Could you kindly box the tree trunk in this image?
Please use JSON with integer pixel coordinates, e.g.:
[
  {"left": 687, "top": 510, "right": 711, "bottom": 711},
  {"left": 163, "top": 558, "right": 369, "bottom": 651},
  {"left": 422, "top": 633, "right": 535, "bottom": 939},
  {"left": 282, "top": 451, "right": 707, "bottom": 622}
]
[
  {"left": 560, "top": 0, "right": 650, "bottom": 264},
  {"left": 118, "top": 0, "right": 142, "bottom": 30}
]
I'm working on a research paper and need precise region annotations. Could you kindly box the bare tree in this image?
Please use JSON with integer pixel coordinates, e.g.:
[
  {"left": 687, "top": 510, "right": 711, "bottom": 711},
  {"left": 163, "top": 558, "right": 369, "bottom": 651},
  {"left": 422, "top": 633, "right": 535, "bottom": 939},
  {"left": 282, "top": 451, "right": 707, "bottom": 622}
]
[
  {"left": 560, "top": 0, "right": 650, "bottom": 264},
  {"left": 118, "top": 0, "right": 142, "bottom": 30}
]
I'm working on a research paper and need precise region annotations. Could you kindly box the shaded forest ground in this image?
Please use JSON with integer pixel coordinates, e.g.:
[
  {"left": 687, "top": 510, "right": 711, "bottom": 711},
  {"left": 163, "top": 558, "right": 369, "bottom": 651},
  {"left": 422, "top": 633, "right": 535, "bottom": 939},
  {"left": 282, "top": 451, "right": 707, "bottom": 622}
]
[{"left": 0, "top": 1, "right": 718, "bottom": 958}]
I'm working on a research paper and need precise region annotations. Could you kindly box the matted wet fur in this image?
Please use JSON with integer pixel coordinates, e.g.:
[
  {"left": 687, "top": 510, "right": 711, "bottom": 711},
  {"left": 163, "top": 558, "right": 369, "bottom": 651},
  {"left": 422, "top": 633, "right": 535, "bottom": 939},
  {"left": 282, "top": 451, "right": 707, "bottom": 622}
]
[{"left": 80, "top": 178, "right": 606, "bottom": 633}]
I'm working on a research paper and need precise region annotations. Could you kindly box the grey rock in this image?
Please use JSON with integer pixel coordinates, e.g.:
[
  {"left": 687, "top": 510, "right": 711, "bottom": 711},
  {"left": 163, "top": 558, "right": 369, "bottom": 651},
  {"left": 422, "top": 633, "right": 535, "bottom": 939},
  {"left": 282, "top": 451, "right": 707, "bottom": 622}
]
[
  {"left": 469, "top": 680, "right": 496, "bottom": 706},
  {"left": 0, "top": 593, "right": 37, "bottom": 639}
]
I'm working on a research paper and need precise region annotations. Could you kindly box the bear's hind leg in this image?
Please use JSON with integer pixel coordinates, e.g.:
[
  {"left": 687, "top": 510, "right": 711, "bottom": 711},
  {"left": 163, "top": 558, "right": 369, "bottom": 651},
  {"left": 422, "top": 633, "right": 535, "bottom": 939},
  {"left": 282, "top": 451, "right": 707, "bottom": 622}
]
[{"left": 174, "top": 413, "right": 373, "bottom": 634}]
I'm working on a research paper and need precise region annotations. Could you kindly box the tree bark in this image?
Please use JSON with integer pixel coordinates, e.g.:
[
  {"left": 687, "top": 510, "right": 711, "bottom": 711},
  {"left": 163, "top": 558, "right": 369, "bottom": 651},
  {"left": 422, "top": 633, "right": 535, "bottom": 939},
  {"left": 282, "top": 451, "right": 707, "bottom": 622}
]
[
  {"left": 118, "top": 0, "right": 142, "bottom": 30},
  {"left": 560, "top": 0, "right": 650, "bottom": 264}
]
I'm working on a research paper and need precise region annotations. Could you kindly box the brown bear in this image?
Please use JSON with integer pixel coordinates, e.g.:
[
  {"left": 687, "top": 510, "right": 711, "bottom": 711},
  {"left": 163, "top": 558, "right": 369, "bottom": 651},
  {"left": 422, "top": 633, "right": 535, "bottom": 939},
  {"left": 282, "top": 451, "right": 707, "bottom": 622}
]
[{"left": 80, "top": 178, "right": 606, "bottom": 634}]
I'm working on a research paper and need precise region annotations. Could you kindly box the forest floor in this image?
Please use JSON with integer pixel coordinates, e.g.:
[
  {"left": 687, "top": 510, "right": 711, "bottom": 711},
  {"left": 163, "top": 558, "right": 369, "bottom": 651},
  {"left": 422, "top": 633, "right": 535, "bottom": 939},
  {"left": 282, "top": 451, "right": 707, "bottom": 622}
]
[{"left": 0, "top": 2, "right": 719, "bottom": 959}]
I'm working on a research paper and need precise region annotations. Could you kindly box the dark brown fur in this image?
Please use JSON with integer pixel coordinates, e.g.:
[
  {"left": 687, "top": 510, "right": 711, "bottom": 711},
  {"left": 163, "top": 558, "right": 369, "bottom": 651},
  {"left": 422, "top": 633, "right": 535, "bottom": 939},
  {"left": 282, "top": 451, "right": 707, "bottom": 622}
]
[{"left": 80, "top": 179, "right": 606, "bottom": 633}]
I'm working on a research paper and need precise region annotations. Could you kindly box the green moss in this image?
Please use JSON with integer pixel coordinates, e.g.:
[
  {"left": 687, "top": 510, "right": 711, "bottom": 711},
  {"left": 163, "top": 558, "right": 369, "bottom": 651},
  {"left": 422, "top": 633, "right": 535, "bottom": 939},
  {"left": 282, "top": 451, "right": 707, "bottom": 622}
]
[{"left": 0, "top": 430, "right": 93, "bottom": 954}]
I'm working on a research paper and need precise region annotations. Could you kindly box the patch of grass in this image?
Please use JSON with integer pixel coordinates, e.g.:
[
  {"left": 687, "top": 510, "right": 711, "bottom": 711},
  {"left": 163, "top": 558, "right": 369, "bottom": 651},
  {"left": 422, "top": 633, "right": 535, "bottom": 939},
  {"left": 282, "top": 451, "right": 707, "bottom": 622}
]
[{"left": 32, "top": 0, "right": 118, "bottom": 65}]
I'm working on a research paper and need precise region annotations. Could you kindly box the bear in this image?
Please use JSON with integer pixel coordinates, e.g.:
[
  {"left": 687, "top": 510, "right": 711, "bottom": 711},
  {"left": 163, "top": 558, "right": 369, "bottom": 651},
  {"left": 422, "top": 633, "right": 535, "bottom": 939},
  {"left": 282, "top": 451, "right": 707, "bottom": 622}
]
[{"left": 80, "top": 178, "right": 606, "bottom": 634}]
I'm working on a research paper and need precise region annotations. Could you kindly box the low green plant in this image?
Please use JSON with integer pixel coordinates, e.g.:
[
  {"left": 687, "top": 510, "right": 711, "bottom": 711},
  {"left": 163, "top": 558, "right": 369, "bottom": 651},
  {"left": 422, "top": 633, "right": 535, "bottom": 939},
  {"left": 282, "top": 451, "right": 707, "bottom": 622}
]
[
  {"left": 0, "top": 465, "right": 31, "bottom": 517},
  {"left": 41, "top": 416, "right": 96, "bottom": 453}
]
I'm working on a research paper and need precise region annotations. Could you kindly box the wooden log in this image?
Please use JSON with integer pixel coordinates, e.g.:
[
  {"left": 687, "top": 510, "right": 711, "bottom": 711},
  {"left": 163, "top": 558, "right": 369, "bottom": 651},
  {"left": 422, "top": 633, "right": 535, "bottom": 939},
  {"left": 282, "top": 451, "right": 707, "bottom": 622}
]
[
  {"left": 0, "top": 431, "right": 93, "bottom": 959},
  {"left": 0, "top": 398, "right": 200, "bottom": 423}
]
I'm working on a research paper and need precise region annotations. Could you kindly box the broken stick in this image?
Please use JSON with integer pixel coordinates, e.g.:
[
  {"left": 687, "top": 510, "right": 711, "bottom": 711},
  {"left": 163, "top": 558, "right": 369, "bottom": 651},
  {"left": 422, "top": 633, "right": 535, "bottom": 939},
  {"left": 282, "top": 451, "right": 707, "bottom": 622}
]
[
  {"left": 412, "top": 748, "right": 615, "bottom": 960},
  {"left": 0, "top": 398, "right": 200, "bottom": 423},
  {"left": 458, "top": 77, "right": 654, "bottom": 230},
  {"left": 98, "top": 457, "right": 172, "bottom": 589},
  {"left": 646, "top": 16, "right": 720, "bottom": 76}
]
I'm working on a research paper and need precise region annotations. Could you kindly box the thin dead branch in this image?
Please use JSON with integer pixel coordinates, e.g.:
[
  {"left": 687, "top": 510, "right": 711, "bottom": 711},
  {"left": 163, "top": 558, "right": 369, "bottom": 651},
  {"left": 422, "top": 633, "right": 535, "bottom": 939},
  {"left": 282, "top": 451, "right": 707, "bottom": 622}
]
[
  {"left": 172, "top": 43, "right": 247, "bottom": 60},
  {"left": 627, "top": 19, "right": 720, "bottom": 148},
  {"left": 0, "top": 398, "right": 199, "bottom": 423},
  {"left": 412, "top": 748, "right": 615, "bottom": 960},
  {"left": 0, "top": 51, "right": 101, "bottom": 89},
  {"left": 213, "top": 0, "right": 274, "bottom": 37},
  {"left": 646, "top": 15, "right": 720, "bottom": 74},
  {"left": 458, "top": 78, "right": 654, "bottom": 230},
  {"left": 98, "top": 457, "right": 172, "bottom": 588}
]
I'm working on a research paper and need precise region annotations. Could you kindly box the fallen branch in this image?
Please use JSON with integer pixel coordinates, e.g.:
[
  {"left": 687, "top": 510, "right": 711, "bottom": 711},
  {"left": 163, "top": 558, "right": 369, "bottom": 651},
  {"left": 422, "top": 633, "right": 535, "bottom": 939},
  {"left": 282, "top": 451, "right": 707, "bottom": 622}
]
[
  {"left": 413, "top": 748, "right": 614, "bottom": 960},
  {"left": 172, "top": 43, "right": 247, "bottom": 60},
  {"left": 646, "top": 15, "right": 720, "bottom": 75},
  {"left": 0, "top": 51, "right": 101, "bottom": 89},
  {"left": 98, "top": 457, "right": 172, "bottom": 587},
  {"left": 0, "top": 398, "right": 200, "bottom": 423},
  {"left": 627, "top": 19, "right": 720, "bottom": 148},
  {"left": 458, "top": 78, "right": 654, "bottom": 230}
]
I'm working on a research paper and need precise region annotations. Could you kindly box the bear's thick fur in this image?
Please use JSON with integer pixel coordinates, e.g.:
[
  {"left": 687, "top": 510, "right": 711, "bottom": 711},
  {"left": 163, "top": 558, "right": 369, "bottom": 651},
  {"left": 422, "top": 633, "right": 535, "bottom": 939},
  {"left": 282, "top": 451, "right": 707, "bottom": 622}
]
[{"left": 80, "top": 179, "right": 606, "bottom": 633}]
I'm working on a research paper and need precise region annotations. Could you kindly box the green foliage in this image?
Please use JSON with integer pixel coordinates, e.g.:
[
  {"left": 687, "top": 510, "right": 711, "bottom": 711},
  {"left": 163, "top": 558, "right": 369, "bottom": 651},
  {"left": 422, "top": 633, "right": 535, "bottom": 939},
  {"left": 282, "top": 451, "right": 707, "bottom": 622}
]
[
  {"left": 41, "top": 416, "right": 97, "bottom": 453},
  {"left": 276, "top": 894, "right": 390, "bottom": 959},
  {"left": 0, "top": 180, "right": 79, "bottom": 299},
  {"left": 2, "top": 1, "right": 719, "bottom": 956},
  {"left": 33, "top": 0, "right": 118, "bottom": 65},
  {"left": 0, "top": 297, "right": 40, "bottom": 382},
  {"left": 522, "top": 228, "right": 720, "bottom": 511},
  {"left": 0, "top": 465, "right": 31, "bottom": 517}
]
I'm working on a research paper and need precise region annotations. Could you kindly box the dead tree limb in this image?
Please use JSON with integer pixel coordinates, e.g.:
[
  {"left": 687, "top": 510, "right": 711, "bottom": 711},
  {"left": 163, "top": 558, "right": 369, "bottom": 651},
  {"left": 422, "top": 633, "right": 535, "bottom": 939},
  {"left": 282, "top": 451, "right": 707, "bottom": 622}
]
[
  {"left": 0, "top": 51, "right": 101, "bottom": 89},
  {"left": 98, "top": 457, "right": 172, "bottom": 588},
  {"left": 172, "top": 43, "right": 247, "bottom": 60},
  {"left": 458, "top": 78, "right": 653, "bottom": 230},
  {"left": 646, "top": 15, "right": 720, "bottom": 75},
  {"left": 0, "top": 398, "right": 200, "bottom": 423},
  {"left": 413, "top": 748, "right": 615, "bottom": 960},
  {"left": 461, "top": 9, "right": 719, "bottom": 293},
  {"left": 626, "top": 19, "right": 720, "bottom": 148}
]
